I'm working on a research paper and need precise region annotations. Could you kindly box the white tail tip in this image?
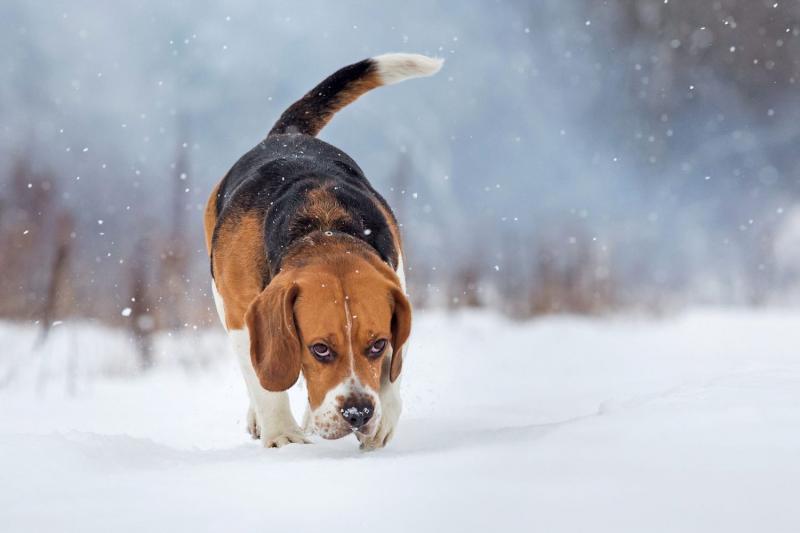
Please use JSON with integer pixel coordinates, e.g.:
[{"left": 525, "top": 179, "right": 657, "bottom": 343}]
[{"left": 372, "top": 53, "right": 444, "bottom": 85}]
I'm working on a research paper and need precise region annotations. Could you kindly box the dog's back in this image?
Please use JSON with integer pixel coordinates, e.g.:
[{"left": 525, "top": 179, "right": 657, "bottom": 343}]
[
  {"left": 206, "top": 53, "right": 443, "bottom": 283},
  {"left": 213, "top": 134, "right": 398, "bottom": 276}
]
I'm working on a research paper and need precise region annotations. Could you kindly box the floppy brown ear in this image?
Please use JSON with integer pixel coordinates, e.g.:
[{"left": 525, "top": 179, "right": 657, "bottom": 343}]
[
  {"left": 389, "top": 287, "right": 412, "bottom": 382},
  {"left": 244, "top": 276, "right": 302, "bottom": 392}
]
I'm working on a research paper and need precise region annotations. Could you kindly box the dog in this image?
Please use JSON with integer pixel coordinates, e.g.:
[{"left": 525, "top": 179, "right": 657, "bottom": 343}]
[{"left": 203, "top": 53, "right": 442, "bottom": 449}]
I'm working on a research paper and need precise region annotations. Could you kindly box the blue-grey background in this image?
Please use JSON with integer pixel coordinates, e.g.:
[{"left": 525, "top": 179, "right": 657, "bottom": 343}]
[{"left": 2, "top": 0, "right": 799, "bottom": 329}]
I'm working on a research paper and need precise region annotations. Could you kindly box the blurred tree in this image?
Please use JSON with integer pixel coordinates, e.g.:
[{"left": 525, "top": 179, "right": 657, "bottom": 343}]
[
  {"left": 158, "top": 121, "right": 192, "bottom": 331},
  {"left": 36, "top": 210, "right": 75, "bottom": 345},
  {"left": 129, "top": 237, "right": 156, "bottom": 369},
  {"left": 0, "top": 154, "right": 56, "bottom": 318}
]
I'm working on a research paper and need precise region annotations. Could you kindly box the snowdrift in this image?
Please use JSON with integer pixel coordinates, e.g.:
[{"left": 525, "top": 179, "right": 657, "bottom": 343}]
[{"left": 1, "top": 309, "right": 799, "bottom": 532}]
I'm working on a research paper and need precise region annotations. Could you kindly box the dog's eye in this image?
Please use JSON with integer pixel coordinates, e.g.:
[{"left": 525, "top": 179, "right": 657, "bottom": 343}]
[
  {"left": 367, "top": 339, "right": 387, "bottom": 357},
  {"left": 310, "top": 343, "right": 334, "bottom": 361}
]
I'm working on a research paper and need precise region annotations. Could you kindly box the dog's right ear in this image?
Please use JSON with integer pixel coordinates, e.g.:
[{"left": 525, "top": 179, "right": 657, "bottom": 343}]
[
  {"left": 389, "top": 286, "right": 412, "bottom": 383},
  {"left": 244, "top": 274, "right": 302, "bottom": 392}
]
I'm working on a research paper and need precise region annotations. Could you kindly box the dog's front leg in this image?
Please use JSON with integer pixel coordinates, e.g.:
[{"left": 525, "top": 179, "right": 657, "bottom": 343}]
[
  {"left": 359, "top": 349, "right": 403, "bottom": 450},
  {"left": 229, "top": 329, "right": 309, "bottom": 448}
]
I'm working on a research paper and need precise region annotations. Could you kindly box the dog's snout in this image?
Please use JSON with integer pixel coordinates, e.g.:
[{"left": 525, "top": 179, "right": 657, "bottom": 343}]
[{"left": 340, "top": 400, "right": 374, "bottom": 429}]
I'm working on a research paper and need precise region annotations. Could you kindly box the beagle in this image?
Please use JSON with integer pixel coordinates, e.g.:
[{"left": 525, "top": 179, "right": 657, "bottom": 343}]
[{"left": 203, "top": 53, "right": 442, "bottom": 449}]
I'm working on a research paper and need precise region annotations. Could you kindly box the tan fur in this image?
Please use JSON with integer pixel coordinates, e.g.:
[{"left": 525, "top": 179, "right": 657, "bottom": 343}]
[
  {"left": 330, "top": 74, "right": 382, "bottom": 116},
  {"left": 277, "top": 238, "right": 409, "bottom": 406},
  {"left": 211, "top": 213, "right": 268, "bottom": 330},
  {"left": 292, "top": 186, "right": 352, "bottom": 232},
  {"left": 229, "top": 235, "right": 409, "bottom": 402},
  {"left": 245, "top": 274, "right": 302, "bottom": 391},
  {"left": 367, "top": 199, "right": 408, "bottom": 380},
  {"left": 205, "top": 179, "right": 409, "bottom": 397}
]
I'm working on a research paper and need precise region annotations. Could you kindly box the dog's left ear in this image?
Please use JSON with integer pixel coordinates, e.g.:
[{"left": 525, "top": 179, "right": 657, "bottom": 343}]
[{"left": 389, "top": 287, "right": 411, "bottom": 382}]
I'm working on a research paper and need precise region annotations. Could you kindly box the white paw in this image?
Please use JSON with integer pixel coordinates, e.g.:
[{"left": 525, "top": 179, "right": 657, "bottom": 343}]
[
  {"left": 358, "top": 409, "right": 400, "bottom": 451},
  {"left": 358, "top": 427, "right": 395, "bottom": 451},
  {"left": 262, "top": 428, "right": 311, "bottom": 448},
  {"left": 246, "top": 406, "right": 260, "bottom": 440}
]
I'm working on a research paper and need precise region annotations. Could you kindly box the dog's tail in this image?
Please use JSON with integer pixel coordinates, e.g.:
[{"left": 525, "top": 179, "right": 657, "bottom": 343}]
[{"left": 268, "top": 53, "right": 443, "bottom": 138}]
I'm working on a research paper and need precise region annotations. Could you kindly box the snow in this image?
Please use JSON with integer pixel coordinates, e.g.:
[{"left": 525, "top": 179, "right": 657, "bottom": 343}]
[{"left": 1, "top": 309, "right": 799, "bottom": 532}]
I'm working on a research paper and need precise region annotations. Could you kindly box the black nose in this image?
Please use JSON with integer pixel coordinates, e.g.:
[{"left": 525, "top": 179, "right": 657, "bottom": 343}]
[{"left": 340, "top": 401, "right": 374, "bottom": 429}]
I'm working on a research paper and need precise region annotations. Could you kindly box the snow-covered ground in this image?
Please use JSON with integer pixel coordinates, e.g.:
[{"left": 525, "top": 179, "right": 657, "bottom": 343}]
[{"left": 1, "top": 309, "right": 799, "bottom": 532}]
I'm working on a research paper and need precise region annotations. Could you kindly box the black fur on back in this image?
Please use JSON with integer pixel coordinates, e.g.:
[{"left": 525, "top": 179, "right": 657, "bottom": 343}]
[{"left": 212, "top": 134, "right": 398, "bottom": 283}]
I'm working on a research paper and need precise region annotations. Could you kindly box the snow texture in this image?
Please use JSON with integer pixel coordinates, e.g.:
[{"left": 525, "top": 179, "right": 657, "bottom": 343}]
[{"left": 1, "top": 309, "right": 799, "bottom": 532}]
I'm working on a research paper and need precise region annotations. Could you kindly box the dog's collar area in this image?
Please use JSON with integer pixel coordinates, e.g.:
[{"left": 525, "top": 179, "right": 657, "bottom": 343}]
[{"left": 282, "top": 229, "right": 393, "bottom": 271}]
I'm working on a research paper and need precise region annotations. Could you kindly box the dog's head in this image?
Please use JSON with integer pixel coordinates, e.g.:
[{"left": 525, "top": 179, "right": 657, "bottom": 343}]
[{"left": 244, "top": 250, "right": 410, "bottom": 440}]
